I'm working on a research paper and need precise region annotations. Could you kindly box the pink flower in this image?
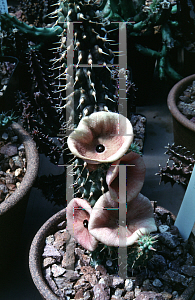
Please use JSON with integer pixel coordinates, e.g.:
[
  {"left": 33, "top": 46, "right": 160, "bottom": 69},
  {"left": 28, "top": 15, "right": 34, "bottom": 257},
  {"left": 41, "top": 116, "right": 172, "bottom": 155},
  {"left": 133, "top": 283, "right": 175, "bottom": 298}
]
[
  {"left": 88, "top": 192, "right": 157, "bottom": 247},
  {"left": 106, "top": 152, "right": 146, "bottom": 201},
  {"left": 67, "top": 111, "right": 134, "bottom": 164},
  {"left": 66, "top": 198, "right": 98, "bottom": 251}
]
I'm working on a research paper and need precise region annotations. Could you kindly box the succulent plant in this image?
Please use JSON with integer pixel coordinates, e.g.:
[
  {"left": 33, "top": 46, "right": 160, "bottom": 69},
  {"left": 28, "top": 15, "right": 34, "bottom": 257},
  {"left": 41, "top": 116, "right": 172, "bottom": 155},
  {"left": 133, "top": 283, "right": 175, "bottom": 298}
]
[
  {"left": 1, "top": 0, "right": 157, "bottom": 271},
  {"left": 0, "top": 111, "right": 17, "bottom": 131},
  {"left": 157, "top": 143, "right": 195, "bottom": 186}
]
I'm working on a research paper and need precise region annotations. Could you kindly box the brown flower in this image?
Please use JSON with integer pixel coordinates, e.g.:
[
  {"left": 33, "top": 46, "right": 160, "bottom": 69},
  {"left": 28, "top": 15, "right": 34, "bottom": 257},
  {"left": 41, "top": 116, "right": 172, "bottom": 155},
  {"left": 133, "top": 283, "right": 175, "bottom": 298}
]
[
  {"left": 66, "top": 198, "right": 98, "bottom": 251},
  {"left": 67, "top": 111, "right": 134, "bottom": 164},
  {"left": 88, "top": 192, "right": 157, "bottom": 247}
]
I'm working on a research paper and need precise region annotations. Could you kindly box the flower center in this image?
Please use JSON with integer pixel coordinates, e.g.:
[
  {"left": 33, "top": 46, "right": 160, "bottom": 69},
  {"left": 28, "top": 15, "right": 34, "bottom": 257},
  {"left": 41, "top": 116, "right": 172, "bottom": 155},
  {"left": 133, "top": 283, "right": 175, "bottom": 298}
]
[
  {"left": 96, "top": 144, "right": 105, "bottom": 153},
  {"left": 83, "top": 219, "right": 88, "bottom": 228}
]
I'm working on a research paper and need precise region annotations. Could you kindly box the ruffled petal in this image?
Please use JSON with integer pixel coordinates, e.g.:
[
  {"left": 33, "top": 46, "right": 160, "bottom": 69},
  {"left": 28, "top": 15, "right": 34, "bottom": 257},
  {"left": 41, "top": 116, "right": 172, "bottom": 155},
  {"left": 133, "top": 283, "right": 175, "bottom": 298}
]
[
  {"left": 106, "top": 152, "right": 146, "bottom": 201},
  {"left": 66, "top": 198, "right": 98, "bottom": 251},
  {"left": 67, "top": 111, "right": 134, "bottom": 164},
  {"left": 88, "top": 192, "right": 157, "bottom": 247}
]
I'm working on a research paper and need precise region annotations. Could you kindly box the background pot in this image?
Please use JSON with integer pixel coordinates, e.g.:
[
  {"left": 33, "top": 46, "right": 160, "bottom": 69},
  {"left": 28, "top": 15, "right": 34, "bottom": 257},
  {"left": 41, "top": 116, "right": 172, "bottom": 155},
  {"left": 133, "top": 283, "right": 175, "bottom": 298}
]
[
  {"left": 167, "top": 74, "right": 195, "bottom": 154},
  {"left": 29, "top": 206, "right": 195, "bottom": 300},
  {"left": 29, "top": 208, "right": 66, "bottom": 300},
  {"left": 0, "top": 122, "right": 39, "bottom": 271}
]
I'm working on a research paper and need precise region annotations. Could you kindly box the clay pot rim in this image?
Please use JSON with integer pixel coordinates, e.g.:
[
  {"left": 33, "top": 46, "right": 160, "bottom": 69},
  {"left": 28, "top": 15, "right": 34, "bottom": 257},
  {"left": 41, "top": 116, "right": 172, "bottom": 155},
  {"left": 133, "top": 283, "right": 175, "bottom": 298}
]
[
  {"left": 29, "top": 208, "right": 66, "bottom": 300},
  {"left": 0, "top": 122, "right": 39, "bottom": 215},
  {"left": 167, "top": 74, "right": 195, "bottom": 133}
]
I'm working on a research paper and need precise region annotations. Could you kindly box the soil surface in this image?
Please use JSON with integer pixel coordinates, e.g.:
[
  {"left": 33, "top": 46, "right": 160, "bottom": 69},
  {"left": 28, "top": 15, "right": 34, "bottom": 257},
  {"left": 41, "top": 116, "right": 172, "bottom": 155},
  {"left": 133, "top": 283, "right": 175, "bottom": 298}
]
[
  {"left": 41, "top": 204, "right": 195, "bottom": 300},
  {"left": 0, "top": 126, "right": 26, "bottom": 203},
  {"left": 177, "top": 80, "right": 195, "bottom": 123}
]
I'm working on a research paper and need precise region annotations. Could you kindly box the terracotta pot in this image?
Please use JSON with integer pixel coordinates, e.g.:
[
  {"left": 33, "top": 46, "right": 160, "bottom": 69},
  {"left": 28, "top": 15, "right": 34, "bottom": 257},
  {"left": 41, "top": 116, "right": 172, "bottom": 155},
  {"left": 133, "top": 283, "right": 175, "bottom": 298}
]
[
  {"left": 167, "top": 74, "right": 195, "bottom": 154},
  {"left": 0, "top": 122, "right": 39, "bottom": 271},
  {"left": 29, "top": 205, "right": 195, "bottom": 300}
]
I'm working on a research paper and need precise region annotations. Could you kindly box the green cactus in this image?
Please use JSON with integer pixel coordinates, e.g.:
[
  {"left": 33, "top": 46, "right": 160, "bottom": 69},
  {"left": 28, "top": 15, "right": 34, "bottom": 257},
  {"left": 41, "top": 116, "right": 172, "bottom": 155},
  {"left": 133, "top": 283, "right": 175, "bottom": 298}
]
[{"left": 90, "top": 233, "right": 158, "bottom": 273}]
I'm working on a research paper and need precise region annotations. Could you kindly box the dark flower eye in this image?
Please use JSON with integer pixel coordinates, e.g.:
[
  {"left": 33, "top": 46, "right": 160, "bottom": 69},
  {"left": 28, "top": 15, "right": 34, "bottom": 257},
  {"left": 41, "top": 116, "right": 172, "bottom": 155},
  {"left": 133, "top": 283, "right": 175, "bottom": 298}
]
[
  {"left": 83, "top": 219, "right": 88, "bottom": 228},
  {"left": 96, "top": 144, "right": 105, "bottom": 153}
]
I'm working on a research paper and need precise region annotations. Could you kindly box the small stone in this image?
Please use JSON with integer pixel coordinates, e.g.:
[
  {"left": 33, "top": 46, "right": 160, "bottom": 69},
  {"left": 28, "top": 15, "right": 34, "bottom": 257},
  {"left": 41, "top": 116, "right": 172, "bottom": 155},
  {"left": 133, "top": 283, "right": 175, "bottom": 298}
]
[
  {"left": 112, "top": 276, "right": 124, "bottom": 288},
  {"left": 159, "top": 225, "right": 170, "bottom": 233},
  {"left": 161, "top": 291, "right": 172, "bottom": 300},
  {"left": 95, "top": 265, "right": 107, "bottom": 275},
  {"left": 75, "top": 289, "right": 84, "bottom": 299},
  {"left": 1, "top": 133, "right": 9, "bottom": 140},
  {"left": 181, "top": 265, "right": 195, "bottom": 277},
  {"left": 115, "top": 288, "right": 124, "bottom": 297},
  {"left": 53, "top": 277, "right": 74, "bottom": 292},
  {"left": 135, "top": 291, "right": 164, "bottom": 300},
  {"left": 162, "top": 269, "right": 189, "bottom": 288},
  {"left": 148, "top": 254, "right": 167, "bottom": 271},
  {"left": 18, "top": 144, "right": 25, "bottom": 150},
  {"left": 172, "top": 290, "right": 179, "bottom": 298},
  {"left": 80, "top": 266, "right": 98, "bottom": 287},
  {"left": 42, "top": 244, "right": 62, "bottom": 262},
  {"left": 0, "top": 184, "right": 8, "bottom": 194},
  {"left": 51, "top": 264, "right": 66, "bottom": 277},
  {"left": 125, "top": 278, "right": 134, "bottom": 291},
  {"left": 44, "top": 267, "right": 61, "bottom": 296},
  {"left": 45, "top": 235, "right": 55, "bottom": 245},
  {"left": 0, "top": 143, "right": 18, "bottom": 156},
  {"left": 16, "top": 182, "right": 21, "bottom": 188},
  {"left": 158, "top": 232, "right": 180, "bottom": 249},
  {"left": 124, "top": 291, "right": 134, "bottom": 300},
  {"left": 12, "top": 156, "right": 24, "bottom": 168},
  {"left": 75, "top": 247, "right": 91, "bottom": 266},
  {"left": 53, "top": 229, "right": 70, "bottom": 250},
  {"left": 63, "top": 269, "right": 79, "bottom": 281},
  {"left": 6, "top": 183, "right": 16, "bottom": 191},
  {"left": 74, "top": 277, "right": 88, "bottom": 290},
  {"left": 185, "top": 253, "right": 193, "bottom": 265},
  {"left": 42, "top": 257, "right": 56, "bottom": 268},
  {"left": 152, "top": 278, "right": 163, "bottom": 287},
  {"left": 134, "top": 287, "right": 141, "bottom": 297},
  {"left": 57, "top": 221, "right": 66, "bottom": 229},
  {"left": 11, "top": 136, "right": 18, "bottom": 142},
  {"left": 5, "top": 173, "right": 15, "bottom": 184},
  {"left": 93, "top": 283, "right": 110, "bottom": 300},
  {"left": 15, "top": 168, "right": 23, "bottom": 177},
  {"left": 83, "top": 290, "right": 91, "bottom": 300}
]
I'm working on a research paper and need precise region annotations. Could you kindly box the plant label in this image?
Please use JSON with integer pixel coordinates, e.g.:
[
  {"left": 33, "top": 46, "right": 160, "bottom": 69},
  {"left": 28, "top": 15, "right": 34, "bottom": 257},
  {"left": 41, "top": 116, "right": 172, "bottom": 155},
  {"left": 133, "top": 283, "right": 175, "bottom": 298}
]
[{"left": 175, "top": 164, "right": 195, "bottom": 240}]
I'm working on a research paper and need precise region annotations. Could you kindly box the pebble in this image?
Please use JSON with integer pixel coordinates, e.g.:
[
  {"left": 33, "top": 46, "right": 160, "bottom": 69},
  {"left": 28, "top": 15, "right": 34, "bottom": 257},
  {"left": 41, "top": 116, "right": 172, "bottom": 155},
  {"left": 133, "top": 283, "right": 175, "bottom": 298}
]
[
  {"left": 112, "top": 276, "right": 124, "bottom": 288},
  {"left": 162, "top": 269, "right": 189, "bottom": 287},
  {"left": 0, "top": 143, "right": 18, "bottom": 156},
  {"left": 42, "top": 244, "right": 62, "bottom": 262},
  {"left": 159, "top": 225, "right": 170, "bottom": 233},
  {"left": 152, "top": 278, "right": 163, "bottom": 287},
  {"left": 41, "top": 212, "right": 195, "bottom": 300},
  {"left": 1, "top": 133, "right": 9, "bottom": 140},
  {"left": 181, "top": 265, "right": 195, "bottom": 277},
  {"left": 43, "top": 257, "right": 56, "bottom": 268},
  {"left": 45, "top": 234, "right": 55, "bottom": 245},
  {"left": 158, "top": 232, "right": 180, "bottom": 249},
  {"left": 125, "top": 278, "right": 134, "bottom": 291},
  {"left": 135, "top": 291, "right": 164, "bottom": 300},
  {"left": 93, "top": 283, "right": 110, "bottom": 300},
  {"left": 51, "top": 264, "right": 66, "bottom": 277}
]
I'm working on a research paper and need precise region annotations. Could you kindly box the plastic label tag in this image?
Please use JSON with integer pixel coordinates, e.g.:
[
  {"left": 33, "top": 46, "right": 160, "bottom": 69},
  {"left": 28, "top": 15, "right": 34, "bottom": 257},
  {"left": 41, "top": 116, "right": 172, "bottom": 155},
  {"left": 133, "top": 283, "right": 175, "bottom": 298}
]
[
  {"left": 0, "top": 0, "right": 8, "bottom": 14},
  {"left": 175, "top": 164, "right": 195, "bottom": 240}
]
